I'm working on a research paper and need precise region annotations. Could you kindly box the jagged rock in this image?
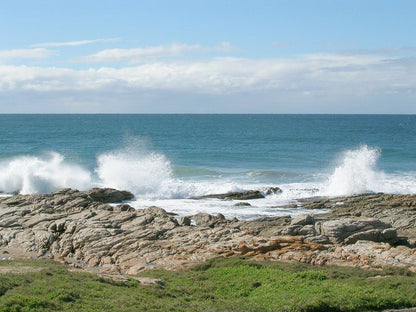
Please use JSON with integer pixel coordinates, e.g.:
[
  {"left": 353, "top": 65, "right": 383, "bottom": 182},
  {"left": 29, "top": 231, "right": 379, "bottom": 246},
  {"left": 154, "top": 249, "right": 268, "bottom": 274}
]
[
  {"left": 113, "top": 204, "right": 135, "bottom": 212},
  {"left": 86, "top": 188, "right": 134, "bottom": 203},
  {"left": 319, "top": 218, "right": 397, "bottom": 244},
  {"left": 0, "top": 189, "right": 415, "bottom": 274},
  {"left": 178, "top": 216, "right": 191, "bottom": 226},
  {"left": 144, "top": 206, "right": 169, "bottom": 217},
  {"left": 344, "top": 228, "right": 398, "bottom": 244},
  {"left": 52, "top": 188, "right": 79, "bottom": 196},
  {"left": 191, "top": 213, "right": 225, "bottom": 227},
  {"left": 291, "top": 214, "right": 314, "bottom": 226},
  {"left": 282, "top": 224, "right": 316, "bottom": 237}
]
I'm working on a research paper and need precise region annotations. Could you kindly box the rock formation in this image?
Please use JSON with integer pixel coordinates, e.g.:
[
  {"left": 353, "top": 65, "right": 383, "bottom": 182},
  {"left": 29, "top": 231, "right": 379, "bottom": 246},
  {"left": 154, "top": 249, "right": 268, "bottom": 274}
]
[{"left": 0, "top": 188, "right": 415, "bottom": 275}]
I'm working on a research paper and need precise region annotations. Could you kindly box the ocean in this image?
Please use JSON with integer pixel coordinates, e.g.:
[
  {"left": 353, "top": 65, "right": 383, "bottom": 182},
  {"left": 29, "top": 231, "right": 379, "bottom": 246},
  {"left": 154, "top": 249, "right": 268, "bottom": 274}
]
[{"left": 0, "top": 114, "right": 415, "bottom": 219}]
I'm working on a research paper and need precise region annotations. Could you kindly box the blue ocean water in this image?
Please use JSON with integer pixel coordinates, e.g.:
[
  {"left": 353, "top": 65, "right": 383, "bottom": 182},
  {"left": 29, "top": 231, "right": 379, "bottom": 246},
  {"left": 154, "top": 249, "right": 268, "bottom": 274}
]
[{"left": 0, "top": 114, "right": 415, "bottom": 219}]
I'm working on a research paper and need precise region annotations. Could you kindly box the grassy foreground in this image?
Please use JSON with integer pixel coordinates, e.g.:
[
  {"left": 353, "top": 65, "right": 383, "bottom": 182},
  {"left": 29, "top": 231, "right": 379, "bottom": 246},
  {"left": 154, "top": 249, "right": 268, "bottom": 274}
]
[{"left": 0, "top": 258, "right": 415, "bottom": 312}]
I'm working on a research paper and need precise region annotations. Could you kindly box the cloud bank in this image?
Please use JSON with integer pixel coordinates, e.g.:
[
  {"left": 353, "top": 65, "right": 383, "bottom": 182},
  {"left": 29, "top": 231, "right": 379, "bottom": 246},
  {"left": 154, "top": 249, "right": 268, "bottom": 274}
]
[
  {"left": 0, "top": 42, "right": 415, "bottom": 113},
  {"left": 1, "top": 54, "right": 414, "bottom": 93}
]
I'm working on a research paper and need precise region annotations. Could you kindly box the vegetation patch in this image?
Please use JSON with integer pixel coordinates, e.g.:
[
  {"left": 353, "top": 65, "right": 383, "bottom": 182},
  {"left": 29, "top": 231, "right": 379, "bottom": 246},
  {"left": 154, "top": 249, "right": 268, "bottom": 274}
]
[{"left": 0, "top": 258, "right": 415, "bottom": 311}]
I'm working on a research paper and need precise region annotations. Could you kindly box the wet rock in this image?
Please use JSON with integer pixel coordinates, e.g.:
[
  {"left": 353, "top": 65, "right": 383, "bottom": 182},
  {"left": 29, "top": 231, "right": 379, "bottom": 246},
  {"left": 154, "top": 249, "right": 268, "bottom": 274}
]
[
  {"left": 86, "top": 188, "right": 134, "bottom": 203},
  {"left": 263, "top": 187, "right": 282, "bottom": 195},
  {"left": 271, "top": 204, "right": 298, "bottom": 209},
  {"left": 234, "top": 202, "right": 251, "bottom": 206},
  {"left": 192, "top": 190, "right": 264, "bottom": 200}
]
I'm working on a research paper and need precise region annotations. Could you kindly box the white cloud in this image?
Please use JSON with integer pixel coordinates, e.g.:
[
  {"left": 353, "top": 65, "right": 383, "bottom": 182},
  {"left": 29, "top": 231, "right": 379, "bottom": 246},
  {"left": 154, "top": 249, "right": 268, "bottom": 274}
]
[
  {"left": 0, "top": 54, "right": 413, "bottom": 93},
  {"left": 0, "top": 48, "right": 54, "bottom": 60},
  {"left": 0, "top": 53, "right": 415, "bottom": 113},
  {"left": 78, "top": 42, "right": 235, "bottom": 63},
  {"left": 31, "top": 38, "right": 120, "bottom": 48}
]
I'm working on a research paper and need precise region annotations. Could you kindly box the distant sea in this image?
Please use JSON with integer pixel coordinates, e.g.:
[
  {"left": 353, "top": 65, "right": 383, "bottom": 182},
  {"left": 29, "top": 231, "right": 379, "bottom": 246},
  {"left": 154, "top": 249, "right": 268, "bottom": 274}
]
[{"left": 0, "top": 114, "right": 415, "bottom": 219}]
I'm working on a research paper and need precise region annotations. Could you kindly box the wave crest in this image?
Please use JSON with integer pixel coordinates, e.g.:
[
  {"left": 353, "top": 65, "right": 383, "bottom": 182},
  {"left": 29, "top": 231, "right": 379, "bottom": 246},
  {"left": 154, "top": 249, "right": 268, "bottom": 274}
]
[
  {"left": 322, "top": 145, "right": 383, "bottom": 196},
  {"left": 0, "top": 152, "right": 92, "bottom": 194},
  {"left": 96, "top": 149, "right": 172, "bottom": 198}
]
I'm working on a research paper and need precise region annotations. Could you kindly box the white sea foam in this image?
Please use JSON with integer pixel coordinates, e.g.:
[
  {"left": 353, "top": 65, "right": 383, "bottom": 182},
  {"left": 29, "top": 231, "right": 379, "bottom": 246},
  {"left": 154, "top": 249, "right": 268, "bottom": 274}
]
[
  {"left": 95, "top": 148, "right": 173, "bottom": 199},
  {"left": 0, "top": 152, "right": 92, "bottom": 194},
  {"left": 128, "top": 197, "right": 327, "bottom": 220},
  {"left": 1, "top": 144, "right": 415, "bottom": 219},
  {"left": 320, "top": 145, "right": 416, "bottom": 196}
]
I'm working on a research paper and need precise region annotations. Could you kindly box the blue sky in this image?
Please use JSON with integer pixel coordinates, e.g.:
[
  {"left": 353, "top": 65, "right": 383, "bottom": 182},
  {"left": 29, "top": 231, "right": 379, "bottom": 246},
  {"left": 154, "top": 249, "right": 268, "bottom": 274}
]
[{"left": 1, "top": 0, "right": 416, "bottom": 113}]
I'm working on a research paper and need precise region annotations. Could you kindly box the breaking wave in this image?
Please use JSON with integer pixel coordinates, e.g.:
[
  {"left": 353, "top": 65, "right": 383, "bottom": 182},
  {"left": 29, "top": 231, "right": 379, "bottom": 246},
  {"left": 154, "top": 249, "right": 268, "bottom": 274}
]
[
  {"left": 321, "top": 145, "right": 416, "bottom": 196},
  {"left": 0, "top": 152, "right": 92, "bottom": 194},
  {"left": 0, "top": 145, "right": 415, "bottom": 203},
  {"left": 95, "top": 148, "right": 173, "bottom": 199}
]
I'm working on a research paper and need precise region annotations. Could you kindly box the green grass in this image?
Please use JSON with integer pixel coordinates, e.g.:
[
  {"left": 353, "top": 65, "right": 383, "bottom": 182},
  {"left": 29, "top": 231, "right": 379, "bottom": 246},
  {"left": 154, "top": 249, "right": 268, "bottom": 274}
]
[{"left": 0, "top": 258, "right": 415, "bottom": 311}]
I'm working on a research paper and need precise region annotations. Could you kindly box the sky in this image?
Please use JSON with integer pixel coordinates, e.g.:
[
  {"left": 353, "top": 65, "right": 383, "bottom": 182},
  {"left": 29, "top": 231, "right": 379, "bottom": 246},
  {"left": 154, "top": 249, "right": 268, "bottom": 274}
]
[{"left": 1, "top": 0, "right": 416, "bottom": 113}]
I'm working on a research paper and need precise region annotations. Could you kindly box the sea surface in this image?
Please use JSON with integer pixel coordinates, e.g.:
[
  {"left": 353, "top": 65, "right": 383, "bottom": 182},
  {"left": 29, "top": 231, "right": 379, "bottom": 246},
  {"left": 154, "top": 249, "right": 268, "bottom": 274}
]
[{"left": 0, "top": 114, "right": 415, "bottom": 219}]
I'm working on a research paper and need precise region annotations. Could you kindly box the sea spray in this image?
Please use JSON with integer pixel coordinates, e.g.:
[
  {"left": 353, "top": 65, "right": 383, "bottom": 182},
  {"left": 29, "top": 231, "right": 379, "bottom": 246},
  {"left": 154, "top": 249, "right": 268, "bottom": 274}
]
[
  {"left": 95, "top": 151, "right": 245, "bottom": 200},
  {"left": 322, "top": 145, "right": 383, "bottom": 196},
  {"left": 95, "top": 149, "right": 173, "bottom": 199},
  {"left": 0, "top": 152, "right": 92, "bottom": 194}
]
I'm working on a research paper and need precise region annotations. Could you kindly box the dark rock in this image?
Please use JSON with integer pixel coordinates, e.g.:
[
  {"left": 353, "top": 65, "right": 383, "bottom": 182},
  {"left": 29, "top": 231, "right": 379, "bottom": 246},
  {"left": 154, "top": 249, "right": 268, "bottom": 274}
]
[
  {"left": 271, "top": 204, "right": 298, "bottom": 209},
  {"left": 52, "top": 188, "right": 79, "bottom": 196},
  {"left": 263, "top": 187, "right": 282, "bottom": 195},
  {"left": 234, "top": 202, "right": 251, "bottom": 206},
  {"left": 216, "top": 213, "right": 226, "bottom": 220},
  {"left": 178, "top": 216, "right": 191, "bottom": 226},
  {"left": 86, "top": 188, "right": 134, "bottom": 203},
  {"left": 192, "top": 190, "right": 264, "bottom": 200}
]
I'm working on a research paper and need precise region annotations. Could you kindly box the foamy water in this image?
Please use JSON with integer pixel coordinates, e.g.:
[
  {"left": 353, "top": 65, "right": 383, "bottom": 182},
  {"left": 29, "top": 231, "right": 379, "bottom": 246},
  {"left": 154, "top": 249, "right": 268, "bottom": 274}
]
[
  {"left": 0, "top": 152, "right": 92, "bottom": 194},
  {"left": 0, "top": 145, "right": 415, "bottom": 219}
]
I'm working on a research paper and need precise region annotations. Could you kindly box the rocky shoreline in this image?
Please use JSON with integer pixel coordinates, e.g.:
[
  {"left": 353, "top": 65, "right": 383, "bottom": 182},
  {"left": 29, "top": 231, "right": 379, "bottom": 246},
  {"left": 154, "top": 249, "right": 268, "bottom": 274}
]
[{"left": 0, "top": 188, "right": 415, "bottom": 275}]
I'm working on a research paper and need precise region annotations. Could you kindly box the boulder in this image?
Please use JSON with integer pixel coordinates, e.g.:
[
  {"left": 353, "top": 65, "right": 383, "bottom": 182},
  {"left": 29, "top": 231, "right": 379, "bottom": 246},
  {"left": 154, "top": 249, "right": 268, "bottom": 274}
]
[
  {"left": 191, "top": 213, "right": 225, "bottom": 227},
  {"left": 344, "top": 228, "right": 398, "bottom": 245},
  {"left": 86, "top": 188, "right": 134, "bottom": 203},
  {"left": 319, "top": 218, "right": 397, "bottom": 244},
  {"left": 263, "top": 187, "right": 282, "bottom": 195},
  {"left": 291, "top": 214, "right": 315, "bottom": 226}
]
